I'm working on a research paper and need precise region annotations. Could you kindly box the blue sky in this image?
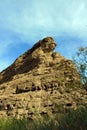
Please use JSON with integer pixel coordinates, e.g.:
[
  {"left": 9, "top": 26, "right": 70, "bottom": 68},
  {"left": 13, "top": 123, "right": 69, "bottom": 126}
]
[{"left": 0, "top": 0, "right": 87, "bottom": 72}]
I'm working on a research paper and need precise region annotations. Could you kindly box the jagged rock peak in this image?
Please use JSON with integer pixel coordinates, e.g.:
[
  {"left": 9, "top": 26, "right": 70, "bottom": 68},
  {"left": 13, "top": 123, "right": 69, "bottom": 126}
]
[
  {"left": 29, "top": 36, "right": 56, "bottom": 53},
  {"left": 0, "top": 37, "right": 62, "bottom": 83},
  {"left": 14, "top": 36, "right": 58, "bottom": 64},
  {"left": 15, "top": 36, "right": 57, "bottom": 62}
]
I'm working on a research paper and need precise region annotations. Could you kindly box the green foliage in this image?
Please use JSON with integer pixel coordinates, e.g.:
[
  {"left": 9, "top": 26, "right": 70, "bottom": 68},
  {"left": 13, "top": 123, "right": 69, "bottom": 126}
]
[
  {"left": 73, "top": 47, "right": 87, "bottom": 85},
  {"left": 59, "top": 107, "right": 87, "bottom": 130},
  {"left": 0, "top": 117, "right": 29, "bottom": 130},
  {"left": 0, "top": 107, "right": 87, "bottom": 130}
]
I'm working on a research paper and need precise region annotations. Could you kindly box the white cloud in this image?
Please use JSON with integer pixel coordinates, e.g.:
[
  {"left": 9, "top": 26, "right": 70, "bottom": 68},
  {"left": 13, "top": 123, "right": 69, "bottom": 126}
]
[{"left": 0, "top": 0, "right": 87, "bottom": 39}]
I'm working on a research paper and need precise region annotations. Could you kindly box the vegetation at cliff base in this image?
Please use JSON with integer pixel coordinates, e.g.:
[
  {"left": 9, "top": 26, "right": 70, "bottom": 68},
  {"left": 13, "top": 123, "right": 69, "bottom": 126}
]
[{"left": 0, "top": 107, "right": 87, "bottom": 130}]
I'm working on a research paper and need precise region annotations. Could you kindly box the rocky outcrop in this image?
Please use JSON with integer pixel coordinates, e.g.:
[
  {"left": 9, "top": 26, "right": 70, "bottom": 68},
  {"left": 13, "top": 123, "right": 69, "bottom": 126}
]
[
  {"left": 0, "top": 36, "right": 86, "bottom": 119},
  {"left": 0, "top": 37, "right": 56, "bottom": 83}
]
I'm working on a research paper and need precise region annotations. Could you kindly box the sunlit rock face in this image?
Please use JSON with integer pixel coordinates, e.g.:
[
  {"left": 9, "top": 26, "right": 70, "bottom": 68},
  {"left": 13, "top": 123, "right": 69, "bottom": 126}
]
[
  {"left": 0, "top": 36, "right": 86, "bottom": 119},
  {"left": 0, "top": 37, "right": 56, "bottom": 83}
]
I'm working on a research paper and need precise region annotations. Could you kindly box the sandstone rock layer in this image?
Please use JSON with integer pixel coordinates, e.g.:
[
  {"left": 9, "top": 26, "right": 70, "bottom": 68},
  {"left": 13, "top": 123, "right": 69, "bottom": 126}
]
[{"left": 0, "top": 37, "right": 86, "bottom": 118}]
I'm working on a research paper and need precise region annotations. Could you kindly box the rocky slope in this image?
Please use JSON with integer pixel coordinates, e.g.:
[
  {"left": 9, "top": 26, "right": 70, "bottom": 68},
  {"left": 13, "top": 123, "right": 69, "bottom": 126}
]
[{"left": 0, "top": 37, "right": 87, "bottom": 119}]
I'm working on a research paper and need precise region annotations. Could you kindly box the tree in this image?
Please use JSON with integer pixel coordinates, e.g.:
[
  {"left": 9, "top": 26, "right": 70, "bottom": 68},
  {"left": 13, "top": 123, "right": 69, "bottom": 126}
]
[{"left": 73, "top": 47, "right": 87, "bottom": 86}]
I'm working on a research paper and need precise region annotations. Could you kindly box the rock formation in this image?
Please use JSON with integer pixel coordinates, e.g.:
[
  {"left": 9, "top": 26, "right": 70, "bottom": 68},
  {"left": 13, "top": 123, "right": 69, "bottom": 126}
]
[{"left": 0, "top": 37, "right": 86, "bottom": 119}]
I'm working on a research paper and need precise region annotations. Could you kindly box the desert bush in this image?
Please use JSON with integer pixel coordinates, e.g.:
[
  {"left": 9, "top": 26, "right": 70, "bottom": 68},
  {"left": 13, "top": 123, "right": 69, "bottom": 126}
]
[
  {"left": 0, "top": 107, "right": 87, "bottom": 130},
  {"left": 59, "top": 107, "right": 87, "bottom": 130}
]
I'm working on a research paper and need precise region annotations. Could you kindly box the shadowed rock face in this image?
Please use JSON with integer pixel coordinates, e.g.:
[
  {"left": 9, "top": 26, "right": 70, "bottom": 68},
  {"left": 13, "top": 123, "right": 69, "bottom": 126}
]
[{"left": 0, "top": 36, "right": 86, "bottom": 119}]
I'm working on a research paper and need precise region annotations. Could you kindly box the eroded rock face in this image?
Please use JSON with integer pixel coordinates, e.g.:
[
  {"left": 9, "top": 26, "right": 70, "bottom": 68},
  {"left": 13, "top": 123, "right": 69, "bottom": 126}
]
[
  {"left": 0, "top": 37, "right": 56, "bottom": 83},
  {"left": 0, "top": 36, "right": 86, "bottom": 118}
]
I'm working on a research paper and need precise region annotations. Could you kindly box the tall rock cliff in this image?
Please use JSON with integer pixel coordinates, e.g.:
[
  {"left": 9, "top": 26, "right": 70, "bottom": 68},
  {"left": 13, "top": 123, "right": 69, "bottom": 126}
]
[{"left": 0, "top": 37, "right": 86, "bottom": 118}]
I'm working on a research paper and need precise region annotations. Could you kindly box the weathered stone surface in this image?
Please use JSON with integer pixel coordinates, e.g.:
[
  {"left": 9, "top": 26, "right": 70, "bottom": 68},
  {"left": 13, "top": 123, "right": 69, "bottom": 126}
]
[{"left": 0, "top": 36, "right": 87, "bottom": 118}]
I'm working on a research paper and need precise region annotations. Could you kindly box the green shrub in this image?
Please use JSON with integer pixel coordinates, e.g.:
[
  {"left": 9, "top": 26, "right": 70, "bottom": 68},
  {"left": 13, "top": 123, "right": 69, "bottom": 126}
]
[
  {"left": 0, "top": 107, "right": 87, "bottom": 130},
  {"left": 59, "top": 107, "right": 87, "bottom": 130},
  {"left": 0, "top": 117, "right": 29, "bottom": 130}
]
